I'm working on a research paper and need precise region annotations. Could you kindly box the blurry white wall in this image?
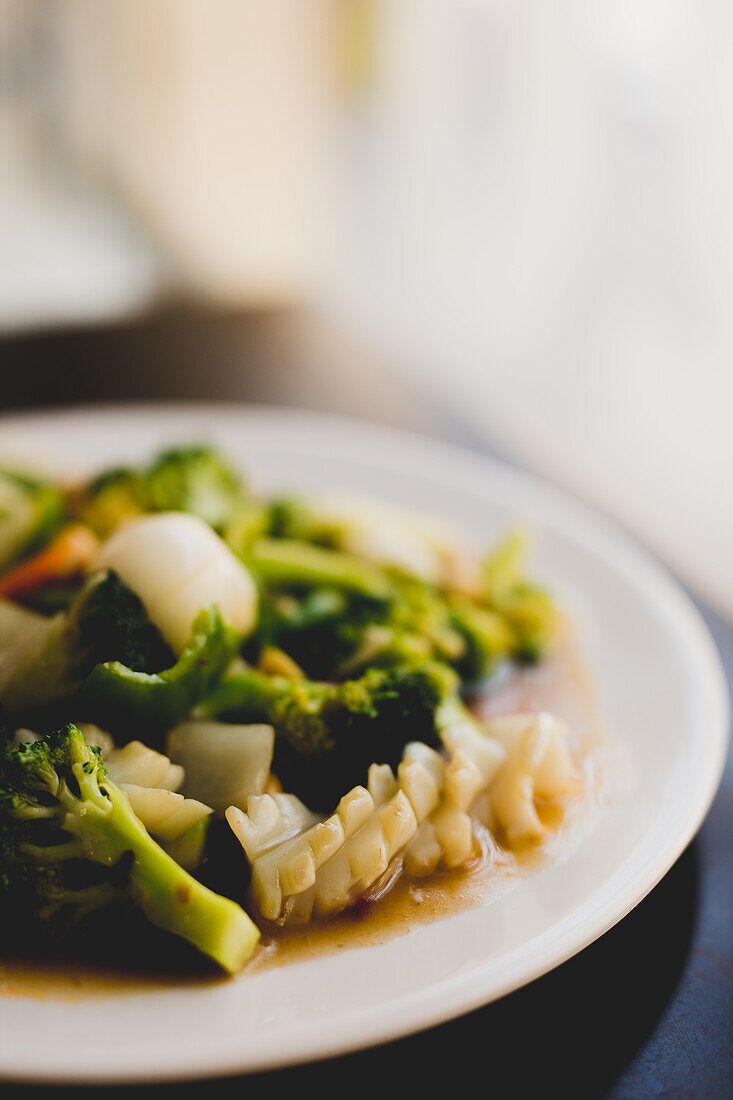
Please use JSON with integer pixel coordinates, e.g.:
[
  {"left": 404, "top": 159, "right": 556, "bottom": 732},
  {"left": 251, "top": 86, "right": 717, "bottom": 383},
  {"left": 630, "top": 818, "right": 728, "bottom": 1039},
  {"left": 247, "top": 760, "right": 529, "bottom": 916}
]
[
  {"left": 0, "top": 0, "right": 731, "bottom": 618},
  {"left": 318, "top": 0, "right": 733, "bottom": 620},
  {"left": 0, "top": 0, "right": 330, "bottom": 327},
  {"left": 57, "top": 0, "right": 330, "bottom": 303}
]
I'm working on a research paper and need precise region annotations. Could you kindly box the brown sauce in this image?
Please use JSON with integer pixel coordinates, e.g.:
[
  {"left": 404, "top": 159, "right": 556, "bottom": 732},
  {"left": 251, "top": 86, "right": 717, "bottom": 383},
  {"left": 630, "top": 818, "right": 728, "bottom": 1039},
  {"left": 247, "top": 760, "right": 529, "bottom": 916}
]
[{"left": 0, "top": 620, "right": 610, "bottom": 1000}]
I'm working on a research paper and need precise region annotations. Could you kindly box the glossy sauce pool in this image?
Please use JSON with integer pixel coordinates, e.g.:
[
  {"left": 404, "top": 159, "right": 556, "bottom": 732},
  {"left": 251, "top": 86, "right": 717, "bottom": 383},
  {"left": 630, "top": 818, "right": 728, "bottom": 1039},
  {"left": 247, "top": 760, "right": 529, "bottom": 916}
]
[{"left": 0, "top": 622, "right": 611, "bottom": 1000}]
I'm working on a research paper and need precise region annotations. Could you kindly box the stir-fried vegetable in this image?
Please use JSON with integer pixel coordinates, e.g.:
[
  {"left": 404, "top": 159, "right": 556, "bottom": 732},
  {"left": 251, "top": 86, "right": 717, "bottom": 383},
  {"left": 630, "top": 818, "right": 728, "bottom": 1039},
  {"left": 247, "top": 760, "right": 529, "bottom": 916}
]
[
  {"left": 76, "top": 445, "right": 249, "bottom": 536},
  {"left": 0, "top": 724, "right": 259, "bottom": 971},
  {"left": 0, "top": 524, "right": 98, "bottom": 602},
  {"left": 0, "top": 470, "right": 64, "bottom": 573},
  {"left": 0, "top": 442, "right": 568, "bottom": 975},
  {"left": 0, "top": 570, "right": 174, "bottom": 715},
  {"left": 78, "top": 606, "right": 242, "bottom": 740},
  {"left": 199, "top": 660, "right": 459, "bottom": 809},
  {"left": 94, "top": 512, "right": 258, "bottom": 653}
]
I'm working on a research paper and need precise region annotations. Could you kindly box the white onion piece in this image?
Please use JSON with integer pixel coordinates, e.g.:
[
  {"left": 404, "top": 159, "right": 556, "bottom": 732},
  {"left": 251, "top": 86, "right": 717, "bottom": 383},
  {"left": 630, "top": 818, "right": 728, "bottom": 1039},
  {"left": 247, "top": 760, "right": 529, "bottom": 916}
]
[
  {"left": 166, "top": 720, "right": 274, "bottom": 814},
  {"left": 93, "top": 512, "right": 258, "bottom": 651},
  {"left": 121, "top": 784, "right": 212, "bottom": 842},
  {"left": 105, "top": 739, "right": 184, "bottom": 791}
]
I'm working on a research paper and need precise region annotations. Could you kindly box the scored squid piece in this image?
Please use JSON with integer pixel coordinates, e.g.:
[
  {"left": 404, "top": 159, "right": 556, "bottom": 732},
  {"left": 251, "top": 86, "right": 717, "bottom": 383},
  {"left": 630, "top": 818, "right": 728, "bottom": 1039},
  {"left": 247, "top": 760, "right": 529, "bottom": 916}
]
[
  {"left": 276, "top": 755, "right": 445, "bottom": 922},
  {"left": 227, "top": 749, "right": 446, "bottom": 922},
  {"left": 227, "top": 792, "right": 320, "bottom": 864},
  {"left": 226, "top": 787, "right": 373, "bottom": 920},
  {"left": 402, "top": 724, "right": 505, "bottom": 876},
  {"left": 227, "top": 709, "right": 575, "bottom": 922},
  {"left": 310, "top": 786, "right": 418, "bottom": 917},
  {"left": 485, "top": 712, "right": 578, "bottom": 847}
]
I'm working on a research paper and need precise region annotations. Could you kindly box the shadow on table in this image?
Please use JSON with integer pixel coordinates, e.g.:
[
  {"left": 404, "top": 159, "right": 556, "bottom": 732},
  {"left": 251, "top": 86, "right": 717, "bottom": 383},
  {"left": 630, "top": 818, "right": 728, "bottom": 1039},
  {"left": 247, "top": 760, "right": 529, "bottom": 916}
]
[{"left": 18, "top": 842, "right": 699, "bottom": 1098}]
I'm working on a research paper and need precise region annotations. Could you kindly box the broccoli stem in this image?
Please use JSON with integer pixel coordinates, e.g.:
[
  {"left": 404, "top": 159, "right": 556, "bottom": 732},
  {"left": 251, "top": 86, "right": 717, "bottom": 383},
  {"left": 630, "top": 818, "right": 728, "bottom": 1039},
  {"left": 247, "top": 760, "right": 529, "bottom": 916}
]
[
  {"left": 249, "top": 538, "right": 392, "bottom": 598},
  {"left": 199, "top": 667, "right": 286, "bottom": 715},
  {"left": 78, "top": 606, "right": 242, "bottom": 740},
  {"left": 126, "top": 825, "right": 257, "bottom": 975},
  {"left": 198, "top": 661, "right": 457, "bottom": 809},
  {"left": 60, "top": 745, "right": 259, "bottom": 973}
]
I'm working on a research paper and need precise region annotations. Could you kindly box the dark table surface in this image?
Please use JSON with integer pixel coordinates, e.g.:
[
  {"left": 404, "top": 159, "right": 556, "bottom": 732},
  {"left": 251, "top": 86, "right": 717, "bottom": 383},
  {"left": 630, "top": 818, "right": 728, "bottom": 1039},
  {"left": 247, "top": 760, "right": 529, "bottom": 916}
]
[{"left": 4, "top": 309, "right": 732, "bottom": 1099}]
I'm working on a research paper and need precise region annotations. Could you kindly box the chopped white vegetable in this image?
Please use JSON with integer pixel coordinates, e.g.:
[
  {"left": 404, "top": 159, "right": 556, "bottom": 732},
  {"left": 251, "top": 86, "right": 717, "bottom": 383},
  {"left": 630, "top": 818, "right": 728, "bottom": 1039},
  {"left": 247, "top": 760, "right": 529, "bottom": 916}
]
[
  {"left": 0, "top": 475, "right": 39, "bottom": 569},
  {"left": 93, "top": 512, "right": 258, "bottom": 651},
  {"left": 121, "top": 784, "right": 212, "bottom": 842},
  {"left": 166, "top": 720, "right": 274, "bottom": 814},
  {"left": 104, "top": 739, "right": 184, "bottom": 791},
  {"left": 0, "top": 599, "right": 62, "bottom": 710},
  {"left": 75, "top": 725, "right": 213, "bottom": 846}
]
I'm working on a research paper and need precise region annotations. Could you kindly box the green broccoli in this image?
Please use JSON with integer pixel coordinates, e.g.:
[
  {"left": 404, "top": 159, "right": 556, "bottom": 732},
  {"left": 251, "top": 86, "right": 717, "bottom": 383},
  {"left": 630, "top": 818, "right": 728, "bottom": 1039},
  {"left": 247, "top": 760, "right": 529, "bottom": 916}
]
[
  {"left": 199, "top": 660, "right": 459, "bottom": 809},
  {"left": 0, "top": 469, "right": 64, "bottom": 572},
  {"left": 481, "top": 530, "right": 557, "bottom": 662},
  {"left": 77, "top": 606, "right": 241, "bottom": 742},
  {"left": 245, "top": 541, "right": 458, "bottom": 678},
  {"left": 78, "top": 446, "right": 249, "bottom": 536},
  {"left": 249, "top": 537, "right": 392, "bottom": 598},
  {"left": 75, "top": 468, "right": 147, "bottom": 537},
  {"left": 0, "top": 573, "right": 237, "bottom": 739},
  {"left": 144, "top": 446, "right": 247, "bottom": 530},
  {"left": 66, "top": 569, "right": 175, "bottom": 675},
  {"left": 251, "top": 587, "right": 390, "bottom": 679},
  {"left": 250, "top": 568, "right": 513, "bottom": 684},
  {"left": 0, "top": 724, "right": 259, "bottom": 972},
  {"left": 265, "top": 496, "right": 343, "bottom": 545},
  {"left": 0, "top": 569, "right": 174, "bottom": 716},
  {"left": 448, "top": 597, "right": 516, "bottom": 681}
]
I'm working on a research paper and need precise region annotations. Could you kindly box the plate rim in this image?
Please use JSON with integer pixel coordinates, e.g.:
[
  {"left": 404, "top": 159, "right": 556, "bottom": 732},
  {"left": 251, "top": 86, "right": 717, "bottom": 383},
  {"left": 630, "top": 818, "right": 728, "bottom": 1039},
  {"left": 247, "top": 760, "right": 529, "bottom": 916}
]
[{"left": 0, "top": 401, "right": 728, "bottom": 1083}]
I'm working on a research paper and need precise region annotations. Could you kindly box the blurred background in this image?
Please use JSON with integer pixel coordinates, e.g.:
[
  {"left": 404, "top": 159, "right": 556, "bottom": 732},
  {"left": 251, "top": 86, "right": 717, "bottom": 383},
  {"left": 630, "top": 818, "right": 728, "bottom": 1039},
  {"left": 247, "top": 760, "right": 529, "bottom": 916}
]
[{"left": 0, "top": 0, "right": 731, "bottom": 621}]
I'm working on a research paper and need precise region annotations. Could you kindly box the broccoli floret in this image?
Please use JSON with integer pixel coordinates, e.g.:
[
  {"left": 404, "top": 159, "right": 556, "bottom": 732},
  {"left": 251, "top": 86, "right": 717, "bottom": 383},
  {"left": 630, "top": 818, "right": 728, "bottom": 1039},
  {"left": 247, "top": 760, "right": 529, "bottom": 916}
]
[
  {"left": 0, "top": 470, "right": 64, "bottom": 572},
  {"left": 247, "top": 541, "right": 464, "bottom": 678},
  {"left": 251, "top": 570, "right": 510, "bottom": 684},
  {"left": 75, "top": 468, "right": 147, "bottom": 538},
  {"left": 78, "top": 606, "right": 242, "bottom": 742},
  {"left": 0, "top": 724, "right": 259, "bottom": 972},
  {"left": 448, "top": 598, "right": 516, "bottom": 681},
  {"left": 200, "top": 661, "right": 459, "bottom": 809},
  {"left": 77, "top": 446, "right": 249, "bottom": 536},
  {"left": 145, "top": 446, "right": 247, "bottom": 530},
  {"left": 67, "top": 569, "right": 175, "bottom": 676},
  {"left": 249, "top": 532, "right": 556, "bottom": 680},
  {"left": 0, "top": 569, "right": 174, "bottom": 716},
  {"left": 252, "top": 587, "right": 390, "bottom": 679},
  {"left": 482, "top": 530, "right": 557, "bottom": 662}
]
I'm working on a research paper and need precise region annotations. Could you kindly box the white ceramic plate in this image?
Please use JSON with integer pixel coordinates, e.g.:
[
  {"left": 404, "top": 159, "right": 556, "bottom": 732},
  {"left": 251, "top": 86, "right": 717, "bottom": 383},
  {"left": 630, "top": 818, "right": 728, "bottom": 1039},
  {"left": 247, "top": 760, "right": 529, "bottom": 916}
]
[{"left": 0, "top": 404, "right": 728, "bottom": 1084}]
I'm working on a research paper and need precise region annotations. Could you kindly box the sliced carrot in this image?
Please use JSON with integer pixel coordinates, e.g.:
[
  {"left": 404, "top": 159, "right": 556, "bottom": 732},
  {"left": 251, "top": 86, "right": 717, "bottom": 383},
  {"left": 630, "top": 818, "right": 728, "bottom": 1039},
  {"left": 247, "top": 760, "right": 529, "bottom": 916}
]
[{"left": 0, "top": 524, "right": 100, "bottom": 599}]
